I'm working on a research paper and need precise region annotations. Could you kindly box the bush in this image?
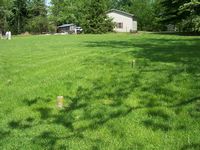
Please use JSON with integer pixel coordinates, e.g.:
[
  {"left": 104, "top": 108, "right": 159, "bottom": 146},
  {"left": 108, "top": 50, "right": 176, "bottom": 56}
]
[
  {"left": 181, "top": 15, "right": 200, "bottom": 32},
  {"left": 26, "top": 16, "right": 48, "bottom": 34}
]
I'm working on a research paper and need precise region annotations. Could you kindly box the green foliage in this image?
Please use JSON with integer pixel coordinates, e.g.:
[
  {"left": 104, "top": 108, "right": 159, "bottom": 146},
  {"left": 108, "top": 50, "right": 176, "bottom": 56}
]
[
  {"left": 0, "top": 0, "right": 50, "bottom": 34},
  {"left": 81, "top": 0, "right": 114, "bottom": 34},
  {"left": 26, "top": 16, "right": 48, "bottom": 33},
  {"left": 50, "top": 0, "right": 85, "bottom": 26},
  {"left": 179, "top": 0, "right": 200, "bottom": 21},
  {"left": 0, "top": 0, "right": 13, "bottom": 32},
  {"left": 129, "top": 0, "right": 156, "bottom": 31},
  {"left": 159, "top": 0, "right": 200, "bottom": 32},
  {"left": 26, "top": 0, "right": 49, "bottom": 34},
  {"left": 179, "top": 0, "right": 200, "bottom": 32},
  {"left": 151, "top": 0, "right": 167, "bottom": 31},
  {"left": 27, "top": 0, "right": 47, "bottom": 17},
  {"left": 9, "top": 0, "right": 28, "bottom": 34},
  {"left": 192, "top": 15, "right": 200, "bottom": 32},
  {"left": 49, "top": 0, "right": 116, "bottom": 33},
  {"left": 1, "top": 0, "right": 199, "bottom": 33}
]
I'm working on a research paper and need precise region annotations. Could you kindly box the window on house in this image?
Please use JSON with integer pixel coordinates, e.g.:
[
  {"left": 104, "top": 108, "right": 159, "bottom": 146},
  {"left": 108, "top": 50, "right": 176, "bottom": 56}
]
[{"left": 116, "top": 22, "right": 123, "bottom": 29}]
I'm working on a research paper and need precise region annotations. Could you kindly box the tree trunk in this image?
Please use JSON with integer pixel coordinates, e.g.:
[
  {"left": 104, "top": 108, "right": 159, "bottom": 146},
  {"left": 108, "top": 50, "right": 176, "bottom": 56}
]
[{"left": 17, "top": 16, "right": 20, "bottom": 34}]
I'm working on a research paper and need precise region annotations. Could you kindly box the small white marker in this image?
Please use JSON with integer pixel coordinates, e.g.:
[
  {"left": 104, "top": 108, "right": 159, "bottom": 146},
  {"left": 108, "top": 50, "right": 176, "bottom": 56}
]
[{"left": 57, "top": 96, "right": 64, "bottom": 108}]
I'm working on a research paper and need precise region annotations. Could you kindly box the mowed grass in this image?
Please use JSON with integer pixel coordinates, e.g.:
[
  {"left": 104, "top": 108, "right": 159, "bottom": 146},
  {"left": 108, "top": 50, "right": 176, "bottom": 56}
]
[{"left": 0, "top": 33, "right": 200, "bottom": 150}]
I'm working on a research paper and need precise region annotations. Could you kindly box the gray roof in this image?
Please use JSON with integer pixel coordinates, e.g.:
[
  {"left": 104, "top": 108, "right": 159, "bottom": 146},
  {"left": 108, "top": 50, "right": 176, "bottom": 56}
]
[
  {"left": 107, "top": 9, "right": 134, "bottom": 18},
  {"left": 58, "top": 24, "right": 75, "bottom": 28}
]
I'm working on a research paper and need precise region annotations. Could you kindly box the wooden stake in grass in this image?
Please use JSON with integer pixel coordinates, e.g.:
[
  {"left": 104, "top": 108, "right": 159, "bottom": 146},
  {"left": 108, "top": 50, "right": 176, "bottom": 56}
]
[
  {"left": 57, "top": 96, "right": 64, "bottom": 109},
  {"left": 184, "top": 64, "right": 187, "bottom": 73},
  {"left": 132, "top": 59, "right": 136, "bottom": 68}
]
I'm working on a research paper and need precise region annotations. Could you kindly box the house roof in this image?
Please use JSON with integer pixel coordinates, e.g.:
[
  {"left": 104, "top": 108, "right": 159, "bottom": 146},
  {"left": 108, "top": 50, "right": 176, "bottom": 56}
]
[
  {"left": 107, "top": 9, "right": 134, "bottom": 18},
  {"left": 58, "top": 24, "right": 75, "bottom": 28}
]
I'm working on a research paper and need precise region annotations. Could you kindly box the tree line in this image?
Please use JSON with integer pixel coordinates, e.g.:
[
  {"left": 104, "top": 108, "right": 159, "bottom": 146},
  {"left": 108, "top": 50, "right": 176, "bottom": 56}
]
[
  {"left": 0, "top": 0, "right": 199, "bottom": 34},
  {"left": 0, "top": 0, "right": 50, "bottom": 34}
]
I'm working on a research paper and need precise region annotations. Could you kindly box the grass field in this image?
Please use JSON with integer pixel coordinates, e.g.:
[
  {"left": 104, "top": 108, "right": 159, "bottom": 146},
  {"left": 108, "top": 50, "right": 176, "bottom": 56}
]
[{"left": 0, "top": 33, "right": 200, "bottom": 150}]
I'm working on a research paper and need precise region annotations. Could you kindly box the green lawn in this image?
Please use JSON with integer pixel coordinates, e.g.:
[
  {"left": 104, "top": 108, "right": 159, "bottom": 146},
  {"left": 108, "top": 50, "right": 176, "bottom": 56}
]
[{"left": 0, "top": 33, "right": 200, "bottom": 150}]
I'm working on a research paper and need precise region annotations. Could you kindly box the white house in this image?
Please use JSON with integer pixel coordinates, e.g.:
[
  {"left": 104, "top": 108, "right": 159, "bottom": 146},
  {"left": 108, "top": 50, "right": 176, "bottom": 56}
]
[{"left": 107, "top": 9, "right": 137, "bottom": 32}]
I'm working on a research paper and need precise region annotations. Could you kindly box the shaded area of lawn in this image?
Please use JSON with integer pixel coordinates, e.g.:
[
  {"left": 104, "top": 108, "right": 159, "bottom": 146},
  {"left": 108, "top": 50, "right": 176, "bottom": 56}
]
[
  {"left": 86, "top": 37, "right": 200, "bottom": 74},
  {"left": 5, "top": 89, "right": 200, "bottom": 149},
  {"left": 7, "top": 73, "right": 142, "bottom": 149},
  {"left": 152, "top": 32, "right": 200, "bottom": 36}
]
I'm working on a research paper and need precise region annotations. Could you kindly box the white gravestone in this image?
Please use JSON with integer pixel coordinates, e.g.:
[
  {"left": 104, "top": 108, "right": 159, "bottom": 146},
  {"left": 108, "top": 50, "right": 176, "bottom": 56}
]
[
  {"left": 5, "top": 31, "right": 11, "bottom": 40},
  {"left": 0, "top": 31, "right": 2, "bottom": 39},
  {"left": 8, "top": 31, "right": 11, "bottom": 40},
  {"left": 5, "top": 32, "right": 8, "bottom": 39}
]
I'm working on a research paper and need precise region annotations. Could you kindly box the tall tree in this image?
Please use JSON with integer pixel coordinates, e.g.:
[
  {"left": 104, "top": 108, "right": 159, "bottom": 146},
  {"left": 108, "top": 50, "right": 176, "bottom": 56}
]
[
  {"left": 151, "top": 0, "right": 167, "bottom": 31},
  {"left": 131, "top": 0, "right": 155, "bottom": 30},
  {"left": 10, "top": 0, "right": 28, "bottom": 34},
  {"left": 0, "top": 0, "right": 12, "bottom": 33},
  {"left": 159, "top": 0, "right": 188, "bottom": 24},
  {"left": 26, "top": 0, "right": 49, "bottom": 33},
  {"left": 179, "top": 0, "right": 200, "bottom": 32},
  {"left": 81, "top": 0, "right": 114, "bottom": 33},
  {"left": 159, "top": 0, "right": 200, "bottom": 32},
  {"left": 50, "top": 0, "right": 85, "bottom": 26},
  {"left": 106, "top": 0, "right": 119, "bottom": 9}
]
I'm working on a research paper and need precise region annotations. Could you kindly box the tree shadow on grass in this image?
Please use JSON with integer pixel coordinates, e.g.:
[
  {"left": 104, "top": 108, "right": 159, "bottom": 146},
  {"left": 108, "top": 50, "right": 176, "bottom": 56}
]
[
  {"left": 142, "top": 108, "right": 173, "bottom": 132},
  {"left": 171, "top": 96, "right": 200, "bottom": 108},
  {"left": 85, "top": 37, "right": 200, "bottom": 74},
  {"left": 170, "top": 96, "right": 200, "bottom": 119},
  {"left": 52, "top": 74, "right": 141, "bottom": 132},
  {"left": 32, "top": 131, "right": 106, "bottom": 150},
  {"left": 7, "top": 72, "right": 142, "bottom": 149},
  {"left": 8, "top": 117, "right": 35, "bottom": 130},
  {"left": 33, "top": 131, "right": 57, "bottom": 149},
  {"left": 22, "top": 97, "right": 51, "bottom": 106},
  {"left": 85, "top": 39, "right": 200, "bottom": 118},
  {"left": 36, "top": 107, "right": 52, "bottom": 120},
  {"left": 152, "top": 32, "right": 200, "bottom": 36},
  {"left": 0, "top": 130, "right": 10, "bottom": 140},
  {"left": 142, "top": 96, "right": 200, "bottom": 132},
  {"left": 7, "top": 81, "right": 199, "bottom": 148},
  {"left": 7, "top": 36, "right": 200, "bottom": 148},
  {"left": 147, "top": 109, "right": 171, "bottom": 120},
  {"left": 142, "top": 119, "right": 172, "bottom": 132},
  {"left": 181, "top": 143, "right": 200, "bottom": 150}
]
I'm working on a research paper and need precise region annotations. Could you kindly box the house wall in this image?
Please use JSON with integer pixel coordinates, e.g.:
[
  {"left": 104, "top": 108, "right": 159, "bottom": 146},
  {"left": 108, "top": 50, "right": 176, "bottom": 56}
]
[
  {"left": 107, "top": 12, "right": 137, "bottom": 32},
  {"left": 132, "top": 20, "right": 137, "bottom": 31}
]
